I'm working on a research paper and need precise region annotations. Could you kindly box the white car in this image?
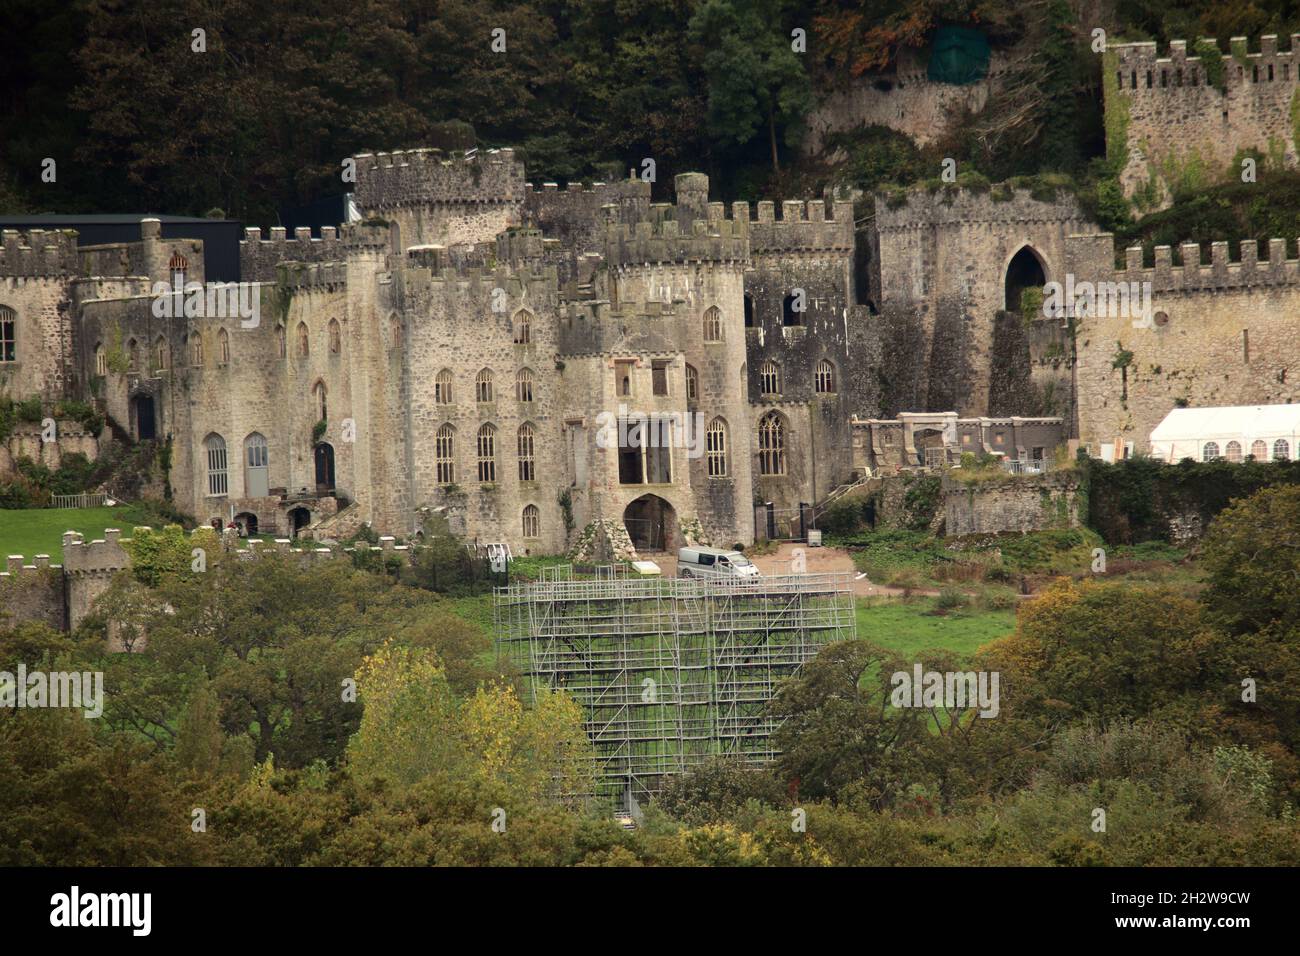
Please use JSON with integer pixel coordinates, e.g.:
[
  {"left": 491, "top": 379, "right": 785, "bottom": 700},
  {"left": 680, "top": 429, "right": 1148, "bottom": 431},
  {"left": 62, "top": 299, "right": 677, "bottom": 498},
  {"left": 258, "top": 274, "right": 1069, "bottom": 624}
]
[{"left": 677, "top": 546, "right": 760, "bottom": 580}]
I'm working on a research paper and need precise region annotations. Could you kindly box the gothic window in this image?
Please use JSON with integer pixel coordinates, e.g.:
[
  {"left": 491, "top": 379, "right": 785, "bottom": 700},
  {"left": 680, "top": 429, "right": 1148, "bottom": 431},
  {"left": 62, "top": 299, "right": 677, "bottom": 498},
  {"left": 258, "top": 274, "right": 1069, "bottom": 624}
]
[
  {"left": 94, "top": 343, "right": 106, "bottom": 377},
  {"left": 815, "top": 359, "right": 836, "bottom": 393},
  {"left": 477, "top": 423, "right": 497, "bottom": 482},
  {"left": 0, "top": 306, "right": 14, "bottom": 363},
  {"left": 707, "top": 417, "right": 728, "bottom": 478},
  {"left": 155, "top": 335, "right": 169, "bottom": 371},
  {"left": 313, "top": 380, "right": 327, "bottom": 421},
  {"left": 758, "top": 412, "right": 785, "bottom": 476},
  {"left": 435, "top": 424, "right": 456, "bottom": 484},
  {"left": 685, "top": 364, "right": 698, "bottom": 403},
  {"left": 218, "top": 327, "right": 230, "bottom": 364},
  {"left": 522, "top": 504, "right": 540, "bottom": 538},
  {"left": 297, "top": 322, "right": 309, "bottom": 357},
  {"left": 476, "top": 368, "right": 494, "bottom": 403},
  {"left": 276, "top": 324, "right": 286, "bottom": 359},
  {"left": 190, "top": 331, "right": 204, "bottom": 366},
  {"left": 703, "top": 306, "right": 723, "bottom": 342},
  {"left": 760, "top": 360, "right": 781, "bottom": 396},
  {"left": 127, "top": 338, "right": 139, "bottom": 372},
  {"left": 513, "top": 309, "right": 532, "bottom": 345},
  {"left": 389, "top": 314, "right": 402, "bottom": 349},
  {"left": 435, "top": 369, "right": 454, "bottom": 404},
  {"left": 516, "top": 367, "right": 534, "bottom": 403},
  {"left": 518, "top": 423, "right": 536, "bottom": 482},
  {"left": 205, "top": 434, "right": 228, "bottom": 496},
  {"left": 328, "top": 318, "right": 341, "bottom": 354}
]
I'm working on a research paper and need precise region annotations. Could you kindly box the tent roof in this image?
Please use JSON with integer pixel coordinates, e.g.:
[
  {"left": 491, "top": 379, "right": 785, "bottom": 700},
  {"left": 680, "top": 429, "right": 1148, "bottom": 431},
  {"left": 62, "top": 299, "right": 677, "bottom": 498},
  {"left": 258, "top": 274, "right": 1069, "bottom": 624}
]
[{"left": 1150, "top": 404, "right": 1300, "bottom": 441}]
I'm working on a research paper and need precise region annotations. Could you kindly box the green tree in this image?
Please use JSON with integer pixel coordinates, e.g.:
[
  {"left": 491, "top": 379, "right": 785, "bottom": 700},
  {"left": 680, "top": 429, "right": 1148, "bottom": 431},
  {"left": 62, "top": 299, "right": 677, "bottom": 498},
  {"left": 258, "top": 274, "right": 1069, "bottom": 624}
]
[{"left": 688, "top": 0, "right": 813, "bottom": 174}]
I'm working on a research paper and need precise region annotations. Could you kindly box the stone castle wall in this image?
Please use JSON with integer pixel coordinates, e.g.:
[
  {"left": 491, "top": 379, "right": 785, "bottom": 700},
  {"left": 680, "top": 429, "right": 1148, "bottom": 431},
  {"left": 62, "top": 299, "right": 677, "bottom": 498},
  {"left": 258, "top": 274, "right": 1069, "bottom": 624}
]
[
  {"left": 943, "top": 470, "right": 1081, "bottom": 536},
  {"left": 1107, "top": 36, "right": 1300, "bottom": 206}
]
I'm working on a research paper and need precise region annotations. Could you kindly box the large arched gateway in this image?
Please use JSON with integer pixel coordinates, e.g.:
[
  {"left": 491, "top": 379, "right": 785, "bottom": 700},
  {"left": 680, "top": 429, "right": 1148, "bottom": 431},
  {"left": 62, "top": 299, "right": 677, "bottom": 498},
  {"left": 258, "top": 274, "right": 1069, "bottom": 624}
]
[{"left": 623, "top": 494, "right": 678, "bottom": 553}]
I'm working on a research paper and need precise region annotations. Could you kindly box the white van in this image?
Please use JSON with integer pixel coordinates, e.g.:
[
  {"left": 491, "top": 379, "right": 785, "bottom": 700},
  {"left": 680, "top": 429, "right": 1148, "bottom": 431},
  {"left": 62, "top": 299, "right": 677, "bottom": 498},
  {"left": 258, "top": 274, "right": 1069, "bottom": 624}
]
[{"left": 677, "top": 546, "right": 760, "bottom": 580}]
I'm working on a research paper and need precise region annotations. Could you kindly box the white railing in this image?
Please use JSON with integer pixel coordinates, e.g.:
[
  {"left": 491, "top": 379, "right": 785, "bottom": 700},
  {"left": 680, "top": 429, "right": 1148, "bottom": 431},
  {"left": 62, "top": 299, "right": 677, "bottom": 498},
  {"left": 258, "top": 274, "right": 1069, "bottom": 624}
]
[
  {"left": 1001, "top": 458, "right": 1048, "bottom": 475},
  {"left": 50, "top": 493, "right": 109, "bottom": 509}
]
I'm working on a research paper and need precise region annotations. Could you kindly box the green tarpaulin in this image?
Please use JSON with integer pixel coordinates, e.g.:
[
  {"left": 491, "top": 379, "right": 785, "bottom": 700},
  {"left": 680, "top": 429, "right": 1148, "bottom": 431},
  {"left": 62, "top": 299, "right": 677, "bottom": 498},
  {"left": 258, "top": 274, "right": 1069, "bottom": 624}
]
[{"left": 927, "top": 26, "right": 991, "bottom": 85}]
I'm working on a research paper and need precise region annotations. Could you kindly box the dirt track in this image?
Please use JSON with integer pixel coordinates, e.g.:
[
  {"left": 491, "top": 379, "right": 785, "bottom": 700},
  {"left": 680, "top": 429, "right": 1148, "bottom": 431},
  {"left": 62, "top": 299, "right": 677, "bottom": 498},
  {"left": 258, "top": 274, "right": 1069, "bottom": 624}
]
[{"left": 641, "top": 543, "right": 928, "bottom": 597}]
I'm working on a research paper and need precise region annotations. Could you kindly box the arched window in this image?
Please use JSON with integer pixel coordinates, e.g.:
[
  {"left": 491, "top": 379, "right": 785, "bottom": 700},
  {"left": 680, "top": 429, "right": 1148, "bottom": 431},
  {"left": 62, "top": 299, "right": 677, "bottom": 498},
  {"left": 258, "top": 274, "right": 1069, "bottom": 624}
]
[
  {"left": 435, "top": 369, "right": 453, "bottom": 404},
  {"left": 189, "top": 331, "right": 203, "bottom": 366},
  {"left": 516, "top": 367, "right": 534, "bottom": 403},
  {"left": 218, "top": 327, "right": 230, "bottom": 364},
  {"left": 703, "top": 306, "right": 723, "bottom": 342},
  {"left": 204, "top": 434, "right": 228, "bottom": 496},
  {"left": 127, "top": 338, "right": 139, "bottom": 372},
  {"left": 297, "top": 322, "right": 309, "bottom": 357},
  {"left": 477, "top": 423, "right": 497, "bottom": 482},
  {"left": 522, "top": 504, "right": 540, "bottom": 538},
  {"left": 435, "top": 425, "right": 456, "bottom": 484},
  {"left": 685, "top": 364, "right": 698, "bottom": 403},
  {"left": 328, "top": 318, "right": 341, "bottom": 354},
  {"left": 0, "top": 305, "right": 15, "bottom": 363},
  {"left": 1251, "top": 439, "right": 1267, "bottom": 460},
  {"left": 1202, "top": 441, "right": 1220, "bottom": 462},
  {"left": 758, "top": 412, "right": 785, "bottom": 476},
  {"left": 276, "top": 324, "right": 286, "bottom": 359},
  {"left": 760, "top": 360, "right": 781, "bottom": 396},
  {"left": 743, "top": 294, "right": 755, "bottom": 328},
  {"left": 513, "top": 309, "right": 532, "bottom": 345},
  {"left": 155, "top": 335, "right": 169, "bottom": 371},
  {"left": 782, "top": 292, "right": 803, "bottom": 326},
  {"left": 1274, "top": 439, "right": 1291, "bottom": 461},
  {"left": 94, "top": 342, "right": 107, "bottom": 377},
  {"left": 706, "top": 417, "right": 728, "bottom": 478},
  {"left": 1225, "top": 440, "right": 1242, "bottom": 463},
  {"left": 815, "top": 359, "right": 836, "bottom": 394},
  {"left": 244, "top": 432, "right": 269, "bottom": 497},
  {"left": 518, "top": 423, "right": 536, "bottom": 482},
  {"left": 389, "top": 314, "right": 402, "bottom": 349},
  {"left": 476, "top": 368, "right": 494, "bottom": 403},
  {"left": 313, "top": 380, "right": 327, "bottom": 421}
]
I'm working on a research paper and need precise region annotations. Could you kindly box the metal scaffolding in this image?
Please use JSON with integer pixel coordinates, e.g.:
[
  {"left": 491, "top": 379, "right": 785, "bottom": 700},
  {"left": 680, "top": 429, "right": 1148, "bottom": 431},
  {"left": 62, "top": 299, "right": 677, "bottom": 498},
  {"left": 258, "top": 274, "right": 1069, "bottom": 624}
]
[{"left": 494, "top": 566, "right": 857, "bottom": 810}]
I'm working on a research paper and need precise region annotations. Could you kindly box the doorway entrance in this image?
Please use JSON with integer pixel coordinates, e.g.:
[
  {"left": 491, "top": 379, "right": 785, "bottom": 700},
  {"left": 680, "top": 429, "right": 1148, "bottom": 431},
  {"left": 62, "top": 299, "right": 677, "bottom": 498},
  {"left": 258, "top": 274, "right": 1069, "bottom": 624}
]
[{"left": 623, "top": 494, "right": 678, "bottom": 553}]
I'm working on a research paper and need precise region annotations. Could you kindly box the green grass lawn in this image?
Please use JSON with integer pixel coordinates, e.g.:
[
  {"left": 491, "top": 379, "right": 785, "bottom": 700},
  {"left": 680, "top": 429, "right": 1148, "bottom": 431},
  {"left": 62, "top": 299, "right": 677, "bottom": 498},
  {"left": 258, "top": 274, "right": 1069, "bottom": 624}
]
[
  {"left": 0, "top": 506, "right": 128, "bottom": 562},
  {"left": 855, "top": 596, "right": 1016, "bottom": 661}
]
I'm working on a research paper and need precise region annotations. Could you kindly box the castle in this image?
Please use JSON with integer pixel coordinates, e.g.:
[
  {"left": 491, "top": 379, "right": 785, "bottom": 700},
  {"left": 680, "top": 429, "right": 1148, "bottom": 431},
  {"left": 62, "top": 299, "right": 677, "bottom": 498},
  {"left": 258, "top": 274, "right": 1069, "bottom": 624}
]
[{"left": 3, "top": 38, "right": 1299, "bottom": 554}]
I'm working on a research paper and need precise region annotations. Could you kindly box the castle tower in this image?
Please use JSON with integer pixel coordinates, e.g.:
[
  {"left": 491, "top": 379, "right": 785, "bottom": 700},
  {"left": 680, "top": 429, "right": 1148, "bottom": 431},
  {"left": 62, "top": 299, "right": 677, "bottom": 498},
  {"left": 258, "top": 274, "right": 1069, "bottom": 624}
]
[{"left": 350, "top": 148, "right": 526, "bottom": 249}]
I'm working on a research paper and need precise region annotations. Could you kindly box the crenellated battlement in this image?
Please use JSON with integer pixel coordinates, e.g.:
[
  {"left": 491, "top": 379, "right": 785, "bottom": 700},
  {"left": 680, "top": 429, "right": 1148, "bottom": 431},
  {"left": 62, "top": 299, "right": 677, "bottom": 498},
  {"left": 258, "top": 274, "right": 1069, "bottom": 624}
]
[
  {"left": 604, "top": 217, "right": 749, "bottom": 268},
  {"left": 352, "top": 147, "right": 526, "bottom": 212},
  {"left": 240, "top": 225, "right": 343, "bottom": 281},
  {"left": 1111, "top": 35, "right": 1300, "bottom": 90},
  {"left": 54, "top": 527, "right": 420, "bottom": 570},
  {"left": 272, "top": 260, "right": 347, "bottom": 291},
  {"left": 2, "top": 553, "right": 59, "bottom": 573},
  {"left": 0, "top": 228, "right": 81, "bottom": 278},
  {"left": 1116, "top": 238, "right": 1300, "bottom": 293},
  {"left": 873, "top": 183, "right": 1087, "bottom": 230}
]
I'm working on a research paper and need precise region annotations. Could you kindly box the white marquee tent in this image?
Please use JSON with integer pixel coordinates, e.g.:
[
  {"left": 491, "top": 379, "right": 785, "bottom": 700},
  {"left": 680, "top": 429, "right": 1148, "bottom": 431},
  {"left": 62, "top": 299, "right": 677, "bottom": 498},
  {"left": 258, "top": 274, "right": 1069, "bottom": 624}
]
[{"left": 1148, "top": 404, "right": 1300, "bottom": 463}]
